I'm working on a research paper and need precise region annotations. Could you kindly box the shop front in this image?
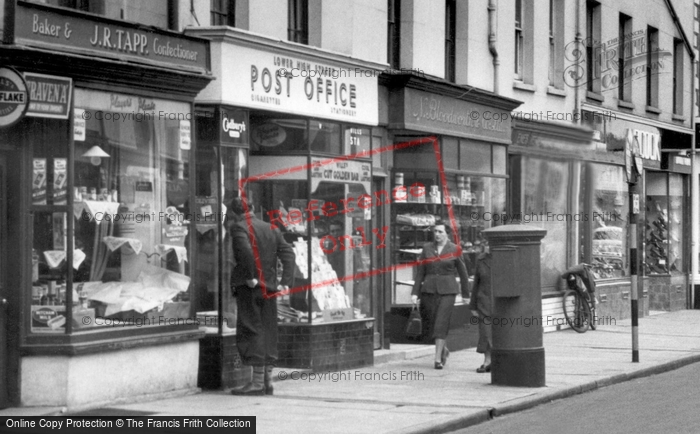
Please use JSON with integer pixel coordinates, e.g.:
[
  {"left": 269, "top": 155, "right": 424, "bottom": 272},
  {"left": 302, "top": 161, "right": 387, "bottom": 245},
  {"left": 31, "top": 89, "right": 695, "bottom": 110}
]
[
  {"left": 0, "top": 2, "right": 211, "bottom": 408},
  {"left": 508, "top": 116, "right": 638, "bottom": 327},
  {"left": 510, "top": 109, "right": 693, "bottom": 330},
  {"left": 584, "top": 111, "right": 693, "bottom": 314},
  {"left": 186, "top": 27, "right": 383, "bottom": 384},
  {"left": 378, "top": 73, "right": 521, "bottom": 349}
]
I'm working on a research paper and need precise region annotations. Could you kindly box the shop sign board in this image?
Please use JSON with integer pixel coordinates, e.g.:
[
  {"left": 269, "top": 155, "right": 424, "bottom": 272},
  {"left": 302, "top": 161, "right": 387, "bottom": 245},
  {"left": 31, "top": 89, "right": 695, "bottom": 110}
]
[
  {"left": 0, "top": 67, "right": 29, "bottom": 128},
  {"left": 625, "top": 129, "right": 643, "bottom": 183},
  {"left": 605, "top": 118, "right": 664, "bottom": 169},
  {"left": 15, "top": 2, "right": 209, "bottom": 72},
  {"left": 633, "top": 129, "right": 660, "bottom": 161},
  {"left": 395, "top": 88, "right": 512, "bottom": 143},
  {"left": 24, "top": 73, "right": 72, "bottom": 119},
  {"left": 323, "top": 308, "right": 354, "bottom": 322},
  {"left": 179, "top": 120, "right": 191, "bottom": 150},
  {"left": 221, "top": 107, "right": 248, "bottom": 144},
  {"left": 213, "top": 43, "right": 378, "bottom": 125},
  {"left": 310, "top": 158, "right": 372, "bottom": 194},
  {"left": 73, "top": 108, "right": 86, "bottom": 141}
]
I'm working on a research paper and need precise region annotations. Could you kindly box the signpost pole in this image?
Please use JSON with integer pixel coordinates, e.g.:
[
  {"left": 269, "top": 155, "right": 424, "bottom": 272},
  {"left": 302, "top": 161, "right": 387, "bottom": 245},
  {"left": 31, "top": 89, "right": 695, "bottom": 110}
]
[
  {"left": 629, "top": 181, "right": 640, "bottom": 363},
  {"left": 626, "top": 130, "right": 640, "bottom": 363}
]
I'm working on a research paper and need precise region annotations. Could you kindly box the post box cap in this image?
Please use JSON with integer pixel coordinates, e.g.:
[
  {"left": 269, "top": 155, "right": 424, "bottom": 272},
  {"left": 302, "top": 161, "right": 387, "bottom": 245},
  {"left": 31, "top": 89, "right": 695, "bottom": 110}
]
[{"left": 482, "top": 224, "right": 547, "bottom": 242}]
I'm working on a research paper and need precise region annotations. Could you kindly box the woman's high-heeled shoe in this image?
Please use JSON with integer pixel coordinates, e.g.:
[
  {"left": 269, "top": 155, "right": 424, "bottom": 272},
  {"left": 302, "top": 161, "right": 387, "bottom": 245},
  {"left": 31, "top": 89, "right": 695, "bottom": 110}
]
[
  {"left": 476, "top": 364, "right": 491, "bottom": 373},
  {"left": 434, "top": 361, "right": 443, "bottom": 370},
  {"left": 441, "top": 347, "right": 450, "bottom": 366}
]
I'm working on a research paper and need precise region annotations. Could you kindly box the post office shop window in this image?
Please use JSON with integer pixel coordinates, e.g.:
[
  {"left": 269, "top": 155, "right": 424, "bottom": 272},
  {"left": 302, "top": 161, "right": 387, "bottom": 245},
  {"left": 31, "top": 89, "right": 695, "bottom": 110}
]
[
  {"left": 645, "top": 172, "right": 684, "bottom": 275},
  {"left": 250, "top": 114, "right": 307, "bottom": 155},
  {"left": 344, "top": 126, "right": 371, "bottom": 157},
  {"left": 247, "top": 175, "right": 374, "bottom": 323},
  {"left": 309, "top": 120, "right": 341, "bottom": 154},
  {"left": 193, "top": 146, "right": 247, "bottom": 332},
  {"left": 30, "top": 89, "right": 194, "bottom": 334}
]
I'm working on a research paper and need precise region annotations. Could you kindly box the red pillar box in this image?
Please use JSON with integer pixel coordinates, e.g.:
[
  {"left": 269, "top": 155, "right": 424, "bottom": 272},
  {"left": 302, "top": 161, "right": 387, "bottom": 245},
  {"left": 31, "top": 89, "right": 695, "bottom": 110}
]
[{"left": 482, "top": 225, "right": 547, "bottom": 387}]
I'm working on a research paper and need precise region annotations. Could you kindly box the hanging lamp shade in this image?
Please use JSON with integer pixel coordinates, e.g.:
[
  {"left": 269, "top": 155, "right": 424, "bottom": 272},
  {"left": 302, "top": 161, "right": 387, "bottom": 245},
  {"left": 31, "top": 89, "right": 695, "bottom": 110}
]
[{"left": 82, "top": 145, "right": 110, "bottom": 166}]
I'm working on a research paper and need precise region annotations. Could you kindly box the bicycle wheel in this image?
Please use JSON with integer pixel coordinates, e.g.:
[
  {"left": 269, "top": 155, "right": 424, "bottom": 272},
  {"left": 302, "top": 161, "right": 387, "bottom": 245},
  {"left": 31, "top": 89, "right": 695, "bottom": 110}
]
[{"left": 562, "top": 290, "right": 591, "bottom": 333}]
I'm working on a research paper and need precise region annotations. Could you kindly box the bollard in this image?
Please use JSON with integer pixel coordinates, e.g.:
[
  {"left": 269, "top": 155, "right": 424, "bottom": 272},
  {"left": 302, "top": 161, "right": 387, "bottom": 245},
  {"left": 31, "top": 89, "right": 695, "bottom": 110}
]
[{"left": 482, "top": 224, "right": 547, "bottom": 387}]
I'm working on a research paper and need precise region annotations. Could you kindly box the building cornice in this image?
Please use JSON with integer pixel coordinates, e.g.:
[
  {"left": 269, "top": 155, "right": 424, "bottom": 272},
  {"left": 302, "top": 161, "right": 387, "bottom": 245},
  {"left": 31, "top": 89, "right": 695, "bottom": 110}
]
[
  {"left": 0, "top": 45, "right": 213, "bottom": 97},
  {"left": 512, "top": 118, "right": 594, "bottom": 144},
  {"left": 379, "top": 72, "right": 522, "bottom": 112},
  {"left": 582, "top": 103, "right": 693, "bottom": 135}
]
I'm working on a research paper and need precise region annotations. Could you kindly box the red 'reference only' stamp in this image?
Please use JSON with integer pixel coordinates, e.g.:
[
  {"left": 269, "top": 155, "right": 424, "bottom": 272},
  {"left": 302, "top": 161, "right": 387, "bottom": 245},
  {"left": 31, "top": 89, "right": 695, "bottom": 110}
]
[{"left": 238, "top": 136, "right": 462, "bottom": 300}]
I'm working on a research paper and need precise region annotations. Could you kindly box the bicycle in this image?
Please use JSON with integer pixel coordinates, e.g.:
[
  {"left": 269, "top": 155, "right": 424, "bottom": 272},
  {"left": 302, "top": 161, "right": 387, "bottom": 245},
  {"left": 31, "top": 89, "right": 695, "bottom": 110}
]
[{"left": 561, "top": 264, "right": 597, "bottom": 333}]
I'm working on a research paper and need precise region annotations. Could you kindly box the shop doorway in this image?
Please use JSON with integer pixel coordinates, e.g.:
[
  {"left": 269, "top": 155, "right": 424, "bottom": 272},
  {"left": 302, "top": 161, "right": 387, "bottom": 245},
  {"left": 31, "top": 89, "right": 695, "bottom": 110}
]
[{"left": 0, "top": 154, "right": 8, "bottom": 408}]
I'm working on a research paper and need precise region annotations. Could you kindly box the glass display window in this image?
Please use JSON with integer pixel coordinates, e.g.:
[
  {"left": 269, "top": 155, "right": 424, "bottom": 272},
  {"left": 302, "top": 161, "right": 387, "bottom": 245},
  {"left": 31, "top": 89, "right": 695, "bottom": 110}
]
[
  {"left": 309, "top": 121, "right": 341, "bottom": 154},
  {"left": 343, "top": 126, "right": 371, "bottom": 157},
  {"left": 511, "top": 156, "right": 572, "bottom": 289},
  {"left": 194, "top": 145, "right": 247, "bottom": 332},
  {"left": 589, "top": 164, "right": 628, "bottom": 279},
  {"left": 578, "top": 163, "right": 629, "bottom": 281},
  {"left": 250, "top": 113, "right": 307, "bottom": 154},
  {"left": 31, "top": 89, "right": 194, "bottom": 333},
  {"left": 391, "top": 168, "right": 505, "bottom": 304},
  {"left": 246, "top": 155, "right": 375, "bottom": 323},
  {"left": 645, "top": 172, "right": 685, "bottom": 275}
]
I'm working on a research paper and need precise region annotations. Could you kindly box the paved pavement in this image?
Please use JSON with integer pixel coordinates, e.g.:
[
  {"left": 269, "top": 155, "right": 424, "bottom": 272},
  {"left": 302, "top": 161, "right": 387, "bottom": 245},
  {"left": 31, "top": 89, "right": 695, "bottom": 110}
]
[{"left": 3, "top": 310, "right": 700, "bottom": 434}]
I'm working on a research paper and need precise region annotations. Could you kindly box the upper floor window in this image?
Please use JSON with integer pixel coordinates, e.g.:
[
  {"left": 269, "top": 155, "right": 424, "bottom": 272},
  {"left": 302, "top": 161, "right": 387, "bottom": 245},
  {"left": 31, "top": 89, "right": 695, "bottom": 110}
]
[
  {"left": 515, "top": 0, "right": 523, "bottom": 79},
  {"left": 445, "top": 0, "right": 456, "bottom": 82},
  {"left": 288, "top": 0, "right": 309, "bottom": 44},
  {"left": 548, "top": 0, "right": 564, "bottom": 88},
  {"left": 646, "top": 26, "right": 659, "bottom": 107},
  {"left": 673, "top": 38, "right": 684, "bottom": 115},
  {"left": 618, "top": 14, "right": 632, "bottom": 102},
  {"left": 586, "top": 0, "right": 601, "bottom": 94},
  {"left": 514, "top": 0, "right": 534, "bottom": 84},
  {"left": 387, "top": 0, "right": 401, "bottom": 69},
  {"left": 211, "top": 0, "right": 235, "bottom": 27}
]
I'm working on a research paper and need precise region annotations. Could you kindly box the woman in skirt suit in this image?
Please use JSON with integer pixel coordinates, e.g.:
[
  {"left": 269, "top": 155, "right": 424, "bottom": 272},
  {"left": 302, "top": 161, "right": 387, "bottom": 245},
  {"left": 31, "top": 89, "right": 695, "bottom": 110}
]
[{"left": 411, "top": 224, "right": 470, "bottom": 369}]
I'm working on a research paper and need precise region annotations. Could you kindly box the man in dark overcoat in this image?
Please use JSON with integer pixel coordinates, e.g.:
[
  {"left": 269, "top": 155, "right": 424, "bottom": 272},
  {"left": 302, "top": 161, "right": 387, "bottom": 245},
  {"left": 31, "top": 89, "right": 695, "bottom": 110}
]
[{"left": 229, "top": 197, "right": 295, "bottom": 395}]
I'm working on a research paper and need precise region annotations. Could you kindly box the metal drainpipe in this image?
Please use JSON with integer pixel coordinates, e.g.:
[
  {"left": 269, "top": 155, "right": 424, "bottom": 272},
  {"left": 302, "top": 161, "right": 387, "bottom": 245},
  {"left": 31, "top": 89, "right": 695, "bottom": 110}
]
[
  {"left": 692, "top": 59, "right": 698, "bottom": 309},
  {"left": 488, "top": 0, "right": 499, "bottom": 94},
  {"left": 574, "top": 0, "right": 582, "bottom": 123}
]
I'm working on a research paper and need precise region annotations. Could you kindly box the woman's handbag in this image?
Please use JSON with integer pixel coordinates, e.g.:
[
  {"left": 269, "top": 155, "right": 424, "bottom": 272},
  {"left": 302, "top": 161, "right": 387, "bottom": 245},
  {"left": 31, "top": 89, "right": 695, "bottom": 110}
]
[{"left": 404, "top": 305, "right": 423, "bottom": 338}]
